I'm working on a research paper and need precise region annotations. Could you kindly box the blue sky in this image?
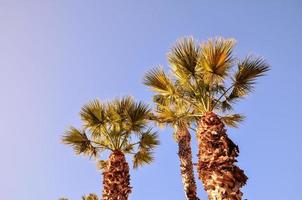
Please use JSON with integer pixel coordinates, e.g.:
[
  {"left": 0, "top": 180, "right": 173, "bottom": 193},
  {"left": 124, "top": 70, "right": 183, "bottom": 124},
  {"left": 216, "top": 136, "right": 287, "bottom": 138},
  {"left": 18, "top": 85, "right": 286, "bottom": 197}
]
[{"left": 0, "top": 0, "right": 301, "bottom": 199}]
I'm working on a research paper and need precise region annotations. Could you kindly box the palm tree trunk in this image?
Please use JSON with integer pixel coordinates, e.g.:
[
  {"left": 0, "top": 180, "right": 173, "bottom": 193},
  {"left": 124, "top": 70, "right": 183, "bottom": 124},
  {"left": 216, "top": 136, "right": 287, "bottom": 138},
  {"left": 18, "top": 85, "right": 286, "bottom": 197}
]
[
  {"left": 196, "top": 112, "right": 248, "bottom": 200},
  {"left": 176, "top": 125, "right": 200, "bottom": 200},
  {"left": 102, "top": 151, "right": 131, "bottom": 200}
]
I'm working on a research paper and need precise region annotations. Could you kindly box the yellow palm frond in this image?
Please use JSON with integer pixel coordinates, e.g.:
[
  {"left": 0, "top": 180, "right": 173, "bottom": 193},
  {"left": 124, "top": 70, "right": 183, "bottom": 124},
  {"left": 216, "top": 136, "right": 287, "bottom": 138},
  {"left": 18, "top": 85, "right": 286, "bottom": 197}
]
[
  {"left": 80, "top": 100, "right": 107, "bottom": 138},
  {"left": 143, "top": 67, "right": 176, "bottom": 95},
  {"left": 168, "top": 37, "right": 200, "bottom": 81},
  {"left": 197, "top": 37, "right": 236, "bottom": 84},
  {"left": 133, "top": 149, "right": 154, "bottom": 169},
  {"left": 220, "top": 114, "right": 246, "bottom": 128},
  {"left": 230, "top": 56, "right": 270, "bottom": 99},
  {"left": 62, "top": 127, "right": 99, "bottom": 157}
]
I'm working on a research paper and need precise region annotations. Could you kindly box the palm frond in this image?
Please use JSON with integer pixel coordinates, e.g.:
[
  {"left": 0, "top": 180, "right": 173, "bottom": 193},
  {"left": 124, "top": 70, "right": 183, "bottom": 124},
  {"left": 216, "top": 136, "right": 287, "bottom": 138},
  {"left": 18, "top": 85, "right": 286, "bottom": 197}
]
[
  {"left": 62, "top": 127, "right": 98, "bottom": 157},
  {"left": 220, "top": 100, "right": 234, "bottom": 112},
  {"left": 108, "top": 97, "right": 151, "bottom": 132},
  {"left": 96, "top": 160, "right": 107, "bottom": 170},
  {"left": 133, "top": 149, "right": 154, "bottom": 169},
  {"left": 230, "top": 56, "right": 270, "bottom": 99},
  {"left": 122, "top": 142, "right": 135, "bottom": 153},
  {"left": 154, "top": 103, "right": 179, "bottom": 124},
  {"left": 139, "top": 128, "right": 159, "bottom": 150},
  {"left": 153, "top": 94, "right": 170, "bottom": 106},
  {"left": 220, "top": 114, "right": 245, "bottom": 128},
  {"left": 143, "top": 67, "right": 176, "bottom": 95},
  {"left": 168, "top": 37, "right": 199, "bottom": 80},
  {"left": 80, "top": 100, "right": 107, "bottom": 138},
  {"left": 126, "top": 100, "right": 151, "bottom": 132},
  {"left": 197, "top": 37, "right": 236, "bottom": 83}
]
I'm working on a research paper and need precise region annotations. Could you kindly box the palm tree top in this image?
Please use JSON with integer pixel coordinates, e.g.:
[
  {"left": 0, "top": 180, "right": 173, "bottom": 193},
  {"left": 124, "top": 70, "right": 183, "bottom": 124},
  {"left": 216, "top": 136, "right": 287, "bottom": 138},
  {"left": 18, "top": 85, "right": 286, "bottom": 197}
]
[
  {"left": 144, "top": 37, "right": 270, "bottom": 128},
  {"left": 62, "top": 96, "right": 159, "bottom": 168}
]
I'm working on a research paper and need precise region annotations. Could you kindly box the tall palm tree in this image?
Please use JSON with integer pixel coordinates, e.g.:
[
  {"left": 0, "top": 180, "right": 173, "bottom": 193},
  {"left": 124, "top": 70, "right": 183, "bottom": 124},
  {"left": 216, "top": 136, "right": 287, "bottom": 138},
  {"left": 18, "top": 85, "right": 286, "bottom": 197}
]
[
  {"left": 62, "top": 96, "right": 159, "bottom": 200},
  {"left": 144, "top": 37, "right": 269, "bottom": 200},
  {"left": 144, "top": 42, "right": 200, "bottom": 200}
]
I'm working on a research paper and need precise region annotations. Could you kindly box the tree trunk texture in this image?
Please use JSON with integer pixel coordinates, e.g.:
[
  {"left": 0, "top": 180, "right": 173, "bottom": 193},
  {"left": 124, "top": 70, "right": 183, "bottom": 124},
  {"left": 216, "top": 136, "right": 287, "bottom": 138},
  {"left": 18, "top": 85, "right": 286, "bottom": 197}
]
[
  {"left": 176, "top": 126, "right": 200, "bottom": 200},
  {"left": 102, "top": 151, "right": 131, "bottom": 200},
  {"left": 197, "top": 112, "right": 248, "bottom": 200}
]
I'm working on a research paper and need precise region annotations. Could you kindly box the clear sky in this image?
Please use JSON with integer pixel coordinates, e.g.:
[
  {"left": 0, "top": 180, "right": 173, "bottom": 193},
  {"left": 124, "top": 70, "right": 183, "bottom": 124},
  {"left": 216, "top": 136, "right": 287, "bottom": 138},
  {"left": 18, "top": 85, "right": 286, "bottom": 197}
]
[{"left": 0, "top": 0, "right": 301, "bottom": 199}]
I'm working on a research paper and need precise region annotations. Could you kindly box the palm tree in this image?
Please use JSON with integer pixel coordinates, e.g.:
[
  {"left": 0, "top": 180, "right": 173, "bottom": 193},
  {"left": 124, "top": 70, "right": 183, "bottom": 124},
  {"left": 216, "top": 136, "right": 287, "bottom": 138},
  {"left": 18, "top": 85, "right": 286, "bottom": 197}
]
[
  {"left": 144, "top": 37, "right": 269, "bottom": 200},
  {"left": 144, "top": 44, "right": 200, "bottom": 200},
  {"left": 62, "top": 96, "right": 159, "bottom": 200}
]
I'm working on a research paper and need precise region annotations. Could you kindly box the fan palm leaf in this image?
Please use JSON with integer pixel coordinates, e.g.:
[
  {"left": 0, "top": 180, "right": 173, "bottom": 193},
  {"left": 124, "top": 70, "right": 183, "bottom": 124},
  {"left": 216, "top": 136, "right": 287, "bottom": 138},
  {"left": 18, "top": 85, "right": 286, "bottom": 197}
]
[{"left": 197, "top": 38, "right": 236, "bottom": 84}]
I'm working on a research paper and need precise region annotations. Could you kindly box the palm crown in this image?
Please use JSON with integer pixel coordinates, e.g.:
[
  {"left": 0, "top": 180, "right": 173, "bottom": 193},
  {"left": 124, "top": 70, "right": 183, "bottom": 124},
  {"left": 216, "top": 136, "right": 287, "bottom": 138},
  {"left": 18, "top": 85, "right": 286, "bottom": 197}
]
[
  {"left": 144, "top": 37, "right": 270, "bottom": 128},
  {"left": 62, "top": 96, "right": 159, "bottom": 168}
]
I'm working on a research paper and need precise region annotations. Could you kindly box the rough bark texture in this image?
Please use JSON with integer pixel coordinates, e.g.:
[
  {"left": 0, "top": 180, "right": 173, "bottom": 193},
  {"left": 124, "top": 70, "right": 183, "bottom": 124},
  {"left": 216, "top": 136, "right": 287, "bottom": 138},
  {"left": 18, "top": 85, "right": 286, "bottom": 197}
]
[
  {"left": 176, "top": 126, "right": 200, "bottom": 200},
  {"left": 102, "top": 151, "right": 131, "bottom": 200},
  {"left": 197, "top": 112, "right": 248, "bottom": 200}
]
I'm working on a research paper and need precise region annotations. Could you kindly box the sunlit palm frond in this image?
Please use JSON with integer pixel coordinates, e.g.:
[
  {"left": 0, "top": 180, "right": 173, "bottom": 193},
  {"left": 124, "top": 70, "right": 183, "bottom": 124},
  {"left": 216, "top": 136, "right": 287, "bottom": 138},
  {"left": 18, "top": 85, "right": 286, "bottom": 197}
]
[
  {"left": 220, "top": 114, "right": 245, "bottom": 128},
  {"left": 131, "top": 129, "right": 158, "bottom": 169},
  {"left": 229, "top": 56, "right": 270, "bottom": 99},
  {"left": 197, "top": 37, "right": 236, "bottom": 84},
  {"left": 126, "top": 100, "right": 151, "bottom": 132},
  {"left": 62, "top": 127, "right": 98, "bottom": 157},
  {"left": 143, "top": 67, "right": 176, "bottom": 95},
  {"left": 139, "top": 128, "right": 159, "bottom": 150},
  {"left": 108, "top": 97, "right": 151, "bottom": 132},
  {"left": 154, "top": 103, "right": 179, "bottom": 124},
  {"left": 153, "top": 94, "right": 171, "bottom": 106},
  {"left": 80, "top": 100, "right": 107, "bottom": 138},
  {"left": 168, "top": 37, "right": 200, "bottom": 81},
  {"left": 133, "top": 149, "right": 154, "bottom": 169}
]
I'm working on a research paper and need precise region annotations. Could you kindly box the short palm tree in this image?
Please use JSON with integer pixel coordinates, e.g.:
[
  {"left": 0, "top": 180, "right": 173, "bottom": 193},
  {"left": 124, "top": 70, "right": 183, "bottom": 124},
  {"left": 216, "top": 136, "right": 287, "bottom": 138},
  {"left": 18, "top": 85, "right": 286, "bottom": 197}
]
[
  {"left": 144, "top": 37, "right": 269, "bottom": 200},
  {"left": 144, "top": 44, "right": 200, "bottom": 200},
  {"left": 62, "top": 96, "right": 159, "bottom": 200}
]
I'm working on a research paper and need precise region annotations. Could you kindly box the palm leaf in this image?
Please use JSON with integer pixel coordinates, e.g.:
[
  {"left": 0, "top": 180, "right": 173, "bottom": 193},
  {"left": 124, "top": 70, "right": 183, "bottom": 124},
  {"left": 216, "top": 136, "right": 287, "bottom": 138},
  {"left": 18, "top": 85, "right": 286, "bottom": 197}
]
[
  {"left": 168, "top": 37, "right": 200, "bottom": 81},
  {"left": 143, "top": 67, "right": 176, "bottom": 95},
  {"left": 230, "top": 56, "right": 270, "bottom": 99},
  {"left": 220, "top": 114, "right": 245, "bottom": 128},
  {"left": 133, "top": 149, "right": 154, "bottom": 169},
  {"left": 80, "top": 100, "right": 107, "bottom": 138},
  {"left": 197, "top": 37, "right": 236, "bottom": 83},
  {"left": 62, "top": 127, "right": 98, "bottom": 157},
  {"left": 96, "top": 160, "right": 107, "bottom": 170},
  {"left": 139, "top": 128, "right": 159, "bottom": 150},
  {"left": 126, "top": 100, "right": 151, "bottom": 132}
]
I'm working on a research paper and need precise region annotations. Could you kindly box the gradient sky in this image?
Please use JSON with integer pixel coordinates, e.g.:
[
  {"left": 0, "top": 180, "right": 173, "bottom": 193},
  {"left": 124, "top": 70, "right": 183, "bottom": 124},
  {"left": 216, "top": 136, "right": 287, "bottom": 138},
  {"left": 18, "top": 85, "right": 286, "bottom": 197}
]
[{"left": 1, "top": 0, "right": 301, "bottom": 199}]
